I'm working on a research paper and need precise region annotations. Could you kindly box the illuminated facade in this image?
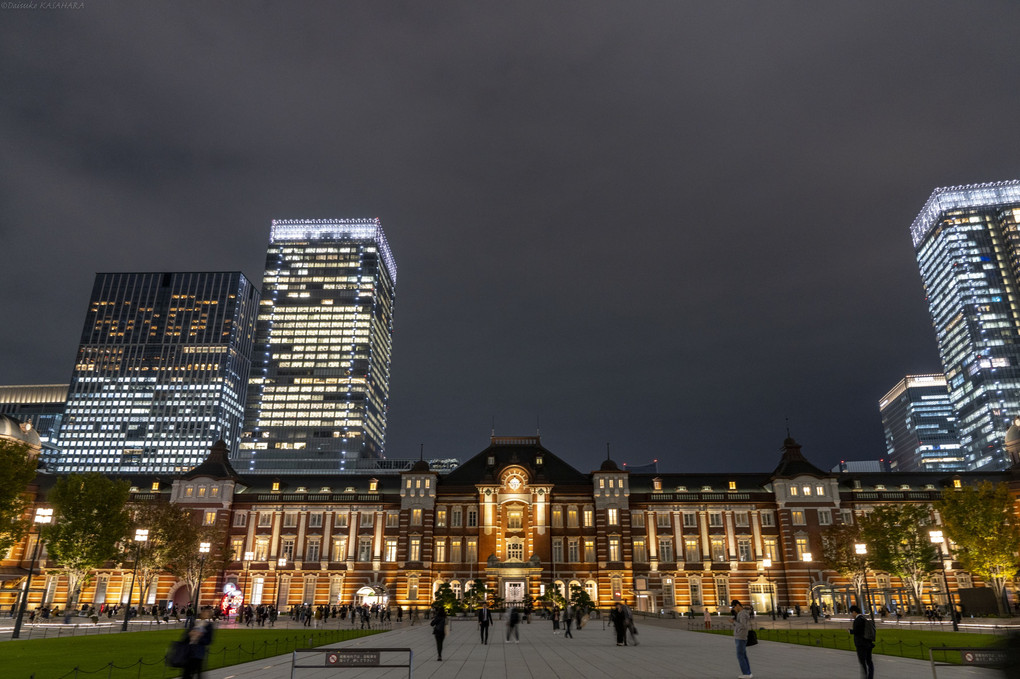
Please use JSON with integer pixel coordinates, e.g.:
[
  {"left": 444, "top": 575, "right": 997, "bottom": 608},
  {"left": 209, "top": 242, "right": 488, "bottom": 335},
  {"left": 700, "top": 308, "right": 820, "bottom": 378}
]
[
  {"left": 879, "top": 375, "right": 963, "bottom": 472},
  {"left": 54, "top": 272, "right": 259, "bottom": 474},
  {"left": 5, "top": 436, "right": 1014, "bottom": 619},
  {"left": 912, "top": 180, "right": 1020, "bottom": 470},
  {"left": 237, "top": 219, "right": 397, "bottom": 473}
]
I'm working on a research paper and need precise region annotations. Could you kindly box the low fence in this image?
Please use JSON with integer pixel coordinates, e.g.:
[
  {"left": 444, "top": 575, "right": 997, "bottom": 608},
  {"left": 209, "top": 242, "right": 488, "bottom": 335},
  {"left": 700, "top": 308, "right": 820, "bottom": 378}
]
[{"left": 23, "top": 628, "right": 377, "bottom": 679}]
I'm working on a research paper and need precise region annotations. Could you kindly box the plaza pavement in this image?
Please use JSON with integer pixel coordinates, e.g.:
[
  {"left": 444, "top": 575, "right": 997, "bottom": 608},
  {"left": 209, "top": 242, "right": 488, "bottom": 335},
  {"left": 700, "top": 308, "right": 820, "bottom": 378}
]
[{"left": 196, "top": 616, "right": 1001, "bottom": 679}]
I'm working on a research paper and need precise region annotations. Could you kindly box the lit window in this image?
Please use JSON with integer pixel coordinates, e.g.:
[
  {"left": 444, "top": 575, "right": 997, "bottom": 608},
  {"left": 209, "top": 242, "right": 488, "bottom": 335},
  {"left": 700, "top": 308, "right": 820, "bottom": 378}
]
[
  {"left": 791, "top": 510, "right": 806, "bottom": 525},
  {"left": 151, "top": 481, "right": 160, "bottom": 491},
  {"left": 507, "top": 511, "right": 523, "bottom": 530},
  {"left": 728, "top": 481, "right": 737, "bottom": 490},
  {"left": 608, "top": 537, "right": 621, "bottom": 561},
  {"left": 203, "top": 510, "right": 217, "bottom": 526},
  {"left": 607, "top": 508, "right": 619, "bottom": 526}
]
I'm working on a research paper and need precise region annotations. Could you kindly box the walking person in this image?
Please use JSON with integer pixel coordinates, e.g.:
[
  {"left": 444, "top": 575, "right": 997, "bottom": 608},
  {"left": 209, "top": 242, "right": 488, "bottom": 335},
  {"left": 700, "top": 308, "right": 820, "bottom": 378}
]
[
  {"left": 506, "top": 606, "right": 521, "bottom": 643},
  {"left": 731, "top": 599, "right": 753, "bottom": 679},
  {"left": 181, "top": 608, "right": 214, "bottom": 679},
  {"left": 849, "top": 605, "right": 875, "bottom": 679},
  {"left": 478, "top": 603, "right": 493, "bottom": 644},
  {"left": 563, "top": 605, "right": 573, "bottom": 639},
  {"left": 610, "top": 603, "right": 628, "bottom": 646},
  {"left": 552, "top": 606, "right": 560, "bottom": 635},
  {"left": 622, "top": 603, "right": 639, "bottom": 646},
  {"left": 431, "top": 605, "right": 447, "bottom": 661}
]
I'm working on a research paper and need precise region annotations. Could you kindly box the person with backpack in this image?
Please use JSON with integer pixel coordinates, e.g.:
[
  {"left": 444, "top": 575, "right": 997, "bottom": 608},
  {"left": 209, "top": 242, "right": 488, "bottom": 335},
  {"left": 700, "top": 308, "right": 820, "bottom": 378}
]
[
  {"left": 849, "top": 605, "right": 875, "bottom": 679},
  {"left": 506, "top": 606, "right": 521, "bottom": 643},
  {"left": 730, "top": 600, "right": 753, "bottom": 679}
]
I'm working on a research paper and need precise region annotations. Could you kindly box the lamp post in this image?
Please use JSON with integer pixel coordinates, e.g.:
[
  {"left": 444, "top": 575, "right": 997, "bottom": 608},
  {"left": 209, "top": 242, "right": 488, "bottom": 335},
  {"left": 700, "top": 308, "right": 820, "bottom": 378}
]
[
  {"left": 854, "top": 543, "right": 875, "bottom": 622},
  {"left": 195, "top": 542, "right": 211, "bottom": 610},
  {"left": 241, "top": 551, "right": 253, "bottom": 615},
  {"left": 801, "top": 552, "right": 818, "bottom": 618},
  {"left": 929, "top": 530, "right": 959, "bottom": 632},
  {"left": 276, "top": 557, "right": 287, "bottom": 610},
  {"left": 763, "top": 557, "right": 776, "bottom": 621},
  {"left": 121, "top": 528, "right": 149, "bottom": 631},
  {"left": 12, "top": 508, "right": 54, "bottom": 639}
]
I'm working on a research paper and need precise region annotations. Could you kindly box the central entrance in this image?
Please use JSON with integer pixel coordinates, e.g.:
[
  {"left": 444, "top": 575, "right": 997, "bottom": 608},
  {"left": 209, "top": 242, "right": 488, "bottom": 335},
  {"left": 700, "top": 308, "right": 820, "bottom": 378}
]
[{"left": 504, "top": 579, "right": 525, "bottom": 603}]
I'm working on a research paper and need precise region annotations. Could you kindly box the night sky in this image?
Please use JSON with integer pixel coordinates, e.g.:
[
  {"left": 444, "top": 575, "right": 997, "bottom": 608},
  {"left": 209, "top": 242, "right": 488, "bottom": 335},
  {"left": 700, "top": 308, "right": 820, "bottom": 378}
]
[{"left": 2, "top": 3, "right": 1019, "bottom": 475}]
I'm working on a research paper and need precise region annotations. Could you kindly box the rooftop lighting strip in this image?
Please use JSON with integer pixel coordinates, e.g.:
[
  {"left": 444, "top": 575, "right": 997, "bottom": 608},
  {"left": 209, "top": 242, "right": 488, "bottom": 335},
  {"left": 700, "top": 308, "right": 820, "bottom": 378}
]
[
  {"left": 910, "top": 180, "right": 1020, "bottom": 248},
  {"left": 269, "top": 219, "right": 397, "bottom": 283}
]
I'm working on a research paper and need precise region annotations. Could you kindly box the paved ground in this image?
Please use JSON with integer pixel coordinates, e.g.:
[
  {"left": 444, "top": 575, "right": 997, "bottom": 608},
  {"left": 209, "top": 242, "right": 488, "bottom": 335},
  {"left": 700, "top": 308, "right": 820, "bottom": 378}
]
[{"left": 195, "top": 616, "right": 1001, "bottom": 679}]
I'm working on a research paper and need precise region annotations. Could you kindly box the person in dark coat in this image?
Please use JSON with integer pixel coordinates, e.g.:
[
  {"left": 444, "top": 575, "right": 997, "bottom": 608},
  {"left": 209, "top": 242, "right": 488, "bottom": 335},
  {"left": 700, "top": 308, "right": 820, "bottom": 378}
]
[
  {"left": 182, "top": 608, "right": 214, "bottom": 679},
  {"left": 610, "top": 603, "right": 628, "bottom": 646},
  {"left": 430, "top": 605, "right": 447, "bottom": 661},
  {"left": 849, "top": 605, "right": 875, "bottom": 679},
  {"left": 477, "top": 603, "right": 493, "bottom": 644}
]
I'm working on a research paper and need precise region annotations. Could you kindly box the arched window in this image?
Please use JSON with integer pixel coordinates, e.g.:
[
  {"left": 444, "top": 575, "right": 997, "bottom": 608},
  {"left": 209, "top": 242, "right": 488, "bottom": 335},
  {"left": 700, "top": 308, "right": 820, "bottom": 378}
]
[
  {"left": 585, "top": 580, "right": 598, "bottom": 603},
  {"left": 451, "top": 580, "right": 462, "bottom": 600}
]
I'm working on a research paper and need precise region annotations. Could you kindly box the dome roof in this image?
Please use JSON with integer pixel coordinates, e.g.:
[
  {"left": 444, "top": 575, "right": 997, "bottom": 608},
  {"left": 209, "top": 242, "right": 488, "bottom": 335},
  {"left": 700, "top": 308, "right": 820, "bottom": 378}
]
[
  {"left": 1006, "top": 417, "right": 1020, "bottom": 444},
  {"left": 410, "top": 459, "right": 431, "bottom": 472},
  {"left": 0, "top": 414, "right": 42, "bottom": 449},
  {"left": 599, "top": 457, "right": 620, "bottom": 472}
]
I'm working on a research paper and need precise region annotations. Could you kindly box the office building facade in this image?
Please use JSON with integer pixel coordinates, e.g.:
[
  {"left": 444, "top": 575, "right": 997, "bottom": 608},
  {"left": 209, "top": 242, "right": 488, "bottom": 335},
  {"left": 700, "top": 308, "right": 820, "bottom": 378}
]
[
  {"left": 879, "top": 374, "right": 964, "bottom": 472},
  {"left": 238, "top": 219, "right": 397, "bottom": 474},
  {"left": 55, "top": 272, "right": 259, "bottom": 474},
  {"left": 912, "top": 180, "right": 1020, "bottom": 469}
]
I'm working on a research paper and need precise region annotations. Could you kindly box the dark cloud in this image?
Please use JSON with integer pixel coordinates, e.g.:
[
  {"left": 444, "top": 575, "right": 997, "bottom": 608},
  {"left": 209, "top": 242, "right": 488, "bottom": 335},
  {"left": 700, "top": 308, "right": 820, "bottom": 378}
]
[{"left": 2, "top": 2, "right": 1018, "bottom": 473}]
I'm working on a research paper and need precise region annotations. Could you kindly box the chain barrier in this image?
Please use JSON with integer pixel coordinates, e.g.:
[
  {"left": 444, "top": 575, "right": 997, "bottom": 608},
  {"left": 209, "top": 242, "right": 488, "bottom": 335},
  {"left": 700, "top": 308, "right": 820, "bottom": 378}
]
[{"left": 28, "top": 628, "right": 372, "bottom": 679}]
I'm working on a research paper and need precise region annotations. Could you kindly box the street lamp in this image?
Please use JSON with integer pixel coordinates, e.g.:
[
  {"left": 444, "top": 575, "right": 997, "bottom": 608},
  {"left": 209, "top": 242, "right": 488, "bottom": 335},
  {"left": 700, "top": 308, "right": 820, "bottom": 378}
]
[
  {"left": 241, "top": 551, "right": 254, "bottom": 614},
  {"left": 801, "top": 552, "right": 818, "bottom": 618},
  {"left": 121, "top": 528, "right": 149, "bottom": 631},
  {"left": 12, "top": 507, "right": 54, "bottom": 639},
  {"left": 929, "top": 530, "right": 959, "bottom": 632},
  {"left": 762, "top": 557, "right": 776, "bottom": 620},
  {"left": 854, "top": 543, "right": 875, "bottom": 622},
  {"left": 195, "top": 542, "right": 211, "bottom": 610}
]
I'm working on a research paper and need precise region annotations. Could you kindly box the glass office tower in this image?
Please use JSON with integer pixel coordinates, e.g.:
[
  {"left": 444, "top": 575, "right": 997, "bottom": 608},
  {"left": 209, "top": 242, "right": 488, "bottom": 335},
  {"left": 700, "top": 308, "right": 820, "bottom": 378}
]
[
  {"left": 878, "top": 374, "right": 963, "bottom": 472},
  {"left": 237, "top": 219, "right": 397, "bottom": 473},
  {"left": 911, "top": 180, "right": 1020, "bottom": 469},
  {"left": 55, "top": 272, "right": 259, "bottom": 474}
]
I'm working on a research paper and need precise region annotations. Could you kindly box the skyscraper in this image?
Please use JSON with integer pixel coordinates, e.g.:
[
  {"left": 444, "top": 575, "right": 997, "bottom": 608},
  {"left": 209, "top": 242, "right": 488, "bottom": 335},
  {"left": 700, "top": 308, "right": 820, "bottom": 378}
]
[
  {"left": 237, "top": 219, "right": 397, "bottom": 473},
  {"left": 911, "top": 180, "right": 1020, "bottom": 469},
  {"left": 878, "top": 374, "right": 963, "bottom": 472},
  {"left": 55, "top": 272, "right": 259, "bottom": 474}
]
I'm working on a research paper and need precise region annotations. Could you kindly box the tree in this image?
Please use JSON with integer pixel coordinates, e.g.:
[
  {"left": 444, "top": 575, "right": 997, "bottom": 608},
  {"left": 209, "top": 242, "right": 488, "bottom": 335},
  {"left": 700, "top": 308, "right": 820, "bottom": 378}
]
[
  {"left": 0, "top": 440, "right": 38, "bottom": 557},
  {"left": 463, "top": 579, "right": 488, "bottom": 611},
  {"left": 858, "top": 504, "right": 938, "bottom": 614},
  {"left": 41, "top": 473, "right": 131, "bottom": 608},
  {"left": 432, "top": 582, "right": 459, "bottom": 613},
  {"left": 163, "top": 522, "right": 229, "bottom": 607},
  {"left": 131, "top": 503, "right": 198, "bottom": 606},
  {"left": 820, "top": 522, "right": 869, "bottom": 607},
  {"left": 569, "top": 583, "right": 595, "bottom": 613},
  {"left": 937, "top": 481, "right": 1020, "bottom": 613}
]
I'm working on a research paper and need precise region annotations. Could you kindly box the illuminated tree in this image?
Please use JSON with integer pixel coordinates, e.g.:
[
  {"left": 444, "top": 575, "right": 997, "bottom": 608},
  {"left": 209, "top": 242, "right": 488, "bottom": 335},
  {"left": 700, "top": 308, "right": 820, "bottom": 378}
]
[
  {"left": 42, "top": 473, "right": 131, "bottom": 608},
  {"left": 858, "top": 504, "right": 938, "bottom": 613},
  {"left": 937, "top": 481, "right": 1020, "bottom": 613},
  {"left": 0, "top": 440, "right": 37, "bottom": 557},
  {"left": 820, "top": 522, "right": 869, "bottom": 606}
]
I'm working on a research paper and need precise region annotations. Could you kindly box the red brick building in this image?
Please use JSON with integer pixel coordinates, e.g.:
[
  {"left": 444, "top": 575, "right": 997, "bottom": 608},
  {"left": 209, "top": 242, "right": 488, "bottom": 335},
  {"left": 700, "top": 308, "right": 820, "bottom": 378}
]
[{"left": 3, "top": 433, "right": 1018, "bottom": 617}]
